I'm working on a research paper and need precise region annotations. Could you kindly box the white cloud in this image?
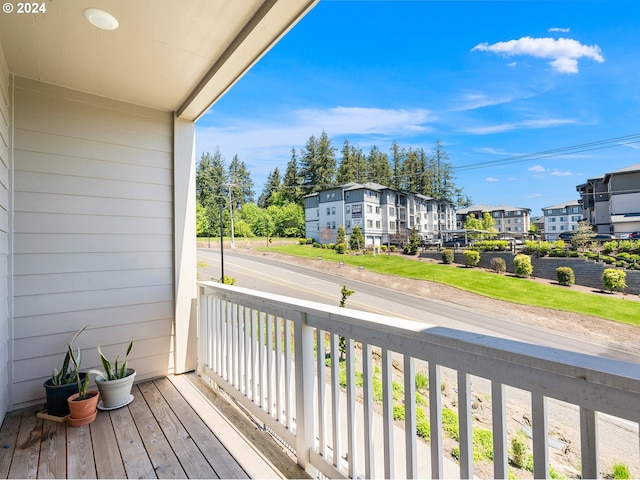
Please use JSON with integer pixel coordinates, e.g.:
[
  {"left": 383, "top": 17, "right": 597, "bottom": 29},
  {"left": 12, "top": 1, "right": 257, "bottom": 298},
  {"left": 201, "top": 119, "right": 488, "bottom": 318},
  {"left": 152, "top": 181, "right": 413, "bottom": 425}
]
[
  {"left": 551, "top": 170, "right": 573, "bottom": 176},
  {"left": 462, "top": 118, "right": 576, "bottom": 134},
  {"left": 486, "top": 177, "right": 499, "bottom": 182},
  {"left": 548, "top": 27, "right": 570, "bottom": 33},
  {"left": 450, "top": 93, "right": 514, "bottom": 111},
  {"left": 472, "top": 36, "right": 604, "bottom": 74},
  {"left": 196, "top": 106, "right": 435, "bottom": 187},
  {"left": 527, "top": 193, "right": 543, "bottom": 198},
  {"left": 507, "top": 61, "right": 518, "bottom": 68},
  {"left": 528, "top": 165, "right": 545, "bottom": 172}
]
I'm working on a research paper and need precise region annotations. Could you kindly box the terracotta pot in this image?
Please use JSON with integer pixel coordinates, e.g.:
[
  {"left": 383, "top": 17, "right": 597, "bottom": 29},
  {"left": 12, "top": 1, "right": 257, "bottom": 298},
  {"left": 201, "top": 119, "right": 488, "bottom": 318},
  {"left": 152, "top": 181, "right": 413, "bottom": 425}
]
[{"left": 67, "top": 391, "right": 99, "bottom": 426}]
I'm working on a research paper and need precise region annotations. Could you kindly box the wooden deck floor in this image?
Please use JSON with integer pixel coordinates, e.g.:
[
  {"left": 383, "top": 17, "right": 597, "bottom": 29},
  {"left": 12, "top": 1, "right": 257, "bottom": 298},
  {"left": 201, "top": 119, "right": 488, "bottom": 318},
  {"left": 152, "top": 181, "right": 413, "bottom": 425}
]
[{"left": 0, "top": 374, "right": 305, "bottom": 479}]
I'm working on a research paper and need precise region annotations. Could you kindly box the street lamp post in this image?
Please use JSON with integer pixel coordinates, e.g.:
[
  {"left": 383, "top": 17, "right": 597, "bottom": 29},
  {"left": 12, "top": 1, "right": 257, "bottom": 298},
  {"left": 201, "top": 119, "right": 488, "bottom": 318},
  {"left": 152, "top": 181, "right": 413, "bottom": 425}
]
[{"left": 219, "top": 204, "right": 224, "bottom": 282}]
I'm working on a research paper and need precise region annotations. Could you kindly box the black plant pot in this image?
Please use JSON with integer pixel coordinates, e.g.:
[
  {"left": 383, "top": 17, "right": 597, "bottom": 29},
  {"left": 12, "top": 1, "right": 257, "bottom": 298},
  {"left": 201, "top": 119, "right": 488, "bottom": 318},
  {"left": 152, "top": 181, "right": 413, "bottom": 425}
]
[{"left": 43, "top": 373, "right": 85, "bottom": 417}]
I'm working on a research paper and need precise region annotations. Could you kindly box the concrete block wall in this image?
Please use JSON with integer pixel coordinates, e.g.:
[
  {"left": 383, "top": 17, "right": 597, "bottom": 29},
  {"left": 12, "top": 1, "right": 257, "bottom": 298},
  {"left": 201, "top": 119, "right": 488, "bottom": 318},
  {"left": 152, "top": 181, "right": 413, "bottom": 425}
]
[{"left": 420, "top": 251, "right": 640, "bottom": 295}]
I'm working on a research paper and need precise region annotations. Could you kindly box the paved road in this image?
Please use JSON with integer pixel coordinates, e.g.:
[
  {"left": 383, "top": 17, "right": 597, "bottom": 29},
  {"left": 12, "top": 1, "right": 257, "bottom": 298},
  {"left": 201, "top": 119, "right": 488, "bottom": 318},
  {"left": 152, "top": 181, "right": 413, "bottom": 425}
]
[{"left": 197, "top": 248, "right": 640, "bottom": 363}]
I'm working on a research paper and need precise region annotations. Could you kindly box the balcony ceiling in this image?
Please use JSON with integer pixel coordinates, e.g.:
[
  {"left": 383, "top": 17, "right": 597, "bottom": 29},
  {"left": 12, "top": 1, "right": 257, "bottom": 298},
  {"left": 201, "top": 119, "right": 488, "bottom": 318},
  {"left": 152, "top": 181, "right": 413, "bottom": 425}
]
[{"left": 0, "top": 0, "right": 316, "bottom": 120}]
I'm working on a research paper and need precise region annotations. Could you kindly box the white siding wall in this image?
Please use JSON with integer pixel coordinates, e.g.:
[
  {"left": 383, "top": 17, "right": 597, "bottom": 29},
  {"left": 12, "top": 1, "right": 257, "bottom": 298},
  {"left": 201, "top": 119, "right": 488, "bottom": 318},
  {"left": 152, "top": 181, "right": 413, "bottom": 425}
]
[
  {"left": 0, "top": 45, "right": 10, "bottom": 420},
  {"left": 12, "top": 78, "right": 175, "bottom": 408}
]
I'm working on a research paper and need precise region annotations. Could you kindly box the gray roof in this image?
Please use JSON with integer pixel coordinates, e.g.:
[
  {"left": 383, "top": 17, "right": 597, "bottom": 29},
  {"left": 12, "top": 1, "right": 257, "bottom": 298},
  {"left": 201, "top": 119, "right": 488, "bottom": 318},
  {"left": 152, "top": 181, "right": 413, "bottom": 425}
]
[
  {"left": 456, "top": 204, "right": 531, "bottom": 214},
  {"left": 541, "top": 199, "right": 581, "bottom": 210}
]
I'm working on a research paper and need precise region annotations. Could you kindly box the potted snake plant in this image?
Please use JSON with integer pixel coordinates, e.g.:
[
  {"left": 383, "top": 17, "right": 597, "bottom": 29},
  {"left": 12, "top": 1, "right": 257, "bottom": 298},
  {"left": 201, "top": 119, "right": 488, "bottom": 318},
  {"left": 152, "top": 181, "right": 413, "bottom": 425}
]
[
  {"left": 43, "top": 327, "right": 87, "bottom": 418},
  {"left": 66, "top": 337, "right": 99, "bottom": 427},
  {"left": 89, "top": 340, "right": 135, "bottom": 409}
]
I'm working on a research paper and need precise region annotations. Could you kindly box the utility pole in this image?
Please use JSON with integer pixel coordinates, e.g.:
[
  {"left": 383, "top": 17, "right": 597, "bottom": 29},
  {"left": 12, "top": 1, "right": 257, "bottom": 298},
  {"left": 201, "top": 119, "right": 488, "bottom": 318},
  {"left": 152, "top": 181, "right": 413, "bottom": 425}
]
[{"left": 228, "top": 185, "right": 235, "bottom": 248}]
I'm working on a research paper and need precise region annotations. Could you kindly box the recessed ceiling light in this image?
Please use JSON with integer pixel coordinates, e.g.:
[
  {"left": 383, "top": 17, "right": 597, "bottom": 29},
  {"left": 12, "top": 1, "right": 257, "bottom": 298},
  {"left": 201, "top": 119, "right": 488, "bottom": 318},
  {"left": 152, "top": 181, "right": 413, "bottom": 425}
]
[{"left": 84, "top": 8, "right": 119, "bottom": 30}]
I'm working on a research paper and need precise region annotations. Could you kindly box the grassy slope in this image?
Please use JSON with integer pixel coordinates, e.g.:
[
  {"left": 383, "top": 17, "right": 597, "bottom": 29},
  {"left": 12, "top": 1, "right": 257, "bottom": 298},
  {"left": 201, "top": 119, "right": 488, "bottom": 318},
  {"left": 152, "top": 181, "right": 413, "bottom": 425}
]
[{"left": 265, "top": 245, "right": 640, "bottom": 326}]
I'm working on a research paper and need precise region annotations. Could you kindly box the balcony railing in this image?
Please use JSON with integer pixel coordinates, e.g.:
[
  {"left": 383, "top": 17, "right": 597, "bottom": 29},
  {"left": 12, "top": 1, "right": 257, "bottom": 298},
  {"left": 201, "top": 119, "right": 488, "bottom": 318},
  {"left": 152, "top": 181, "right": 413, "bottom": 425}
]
[{"left": 197, "top": 281, "right": 640, "bottom": 479}]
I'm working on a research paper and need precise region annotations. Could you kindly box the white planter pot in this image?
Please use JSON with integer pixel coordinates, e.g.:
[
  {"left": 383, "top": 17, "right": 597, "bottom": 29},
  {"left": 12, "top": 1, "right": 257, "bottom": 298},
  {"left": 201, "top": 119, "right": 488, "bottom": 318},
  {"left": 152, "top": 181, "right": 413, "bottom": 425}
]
[{"left": 96, "top": 368, "right": 136, "bottom": 409}]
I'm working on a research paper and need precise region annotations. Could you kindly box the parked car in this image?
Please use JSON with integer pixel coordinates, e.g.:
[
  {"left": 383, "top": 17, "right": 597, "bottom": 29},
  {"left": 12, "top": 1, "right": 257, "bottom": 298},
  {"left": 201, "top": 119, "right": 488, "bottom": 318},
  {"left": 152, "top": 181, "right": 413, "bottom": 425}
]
[
  {"left": 559, "top": 231, "right": 614, "bottom": 242},
  {"left": 618, "top": 232, "right": 640, "bottom": 239}
]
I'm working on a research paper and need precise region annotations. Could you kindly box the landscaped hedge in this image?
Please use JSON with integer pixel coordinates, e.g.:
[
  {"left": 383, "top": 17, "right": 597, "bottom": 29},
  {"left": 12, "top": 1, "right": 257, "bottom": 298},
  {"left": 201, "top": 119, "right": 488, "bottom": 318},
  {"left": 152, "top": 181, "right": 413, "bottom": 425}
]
[{"left": 556, "top": 267, "right": 575, "bottom": 286}]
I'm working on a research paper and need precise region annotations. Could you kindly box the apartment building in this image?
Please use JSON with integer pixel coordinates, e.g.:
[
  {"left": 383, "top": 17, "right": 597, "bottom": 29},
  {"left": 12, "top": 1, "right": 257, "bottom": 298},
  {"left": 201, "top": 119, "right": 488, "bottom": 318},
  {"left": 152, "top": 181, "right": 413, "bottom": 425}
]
[
  {"left": 304, "top": 183, "right": 455, "bottom": 246},
  {"left": 577, "top": 163, "right": 640, "bottom": 236},
  {"left": 455, "top": 205, "right": 532, "bottom": 236},
  {"left": 542, "top": 200, "right": 583, "bottom": 241}
]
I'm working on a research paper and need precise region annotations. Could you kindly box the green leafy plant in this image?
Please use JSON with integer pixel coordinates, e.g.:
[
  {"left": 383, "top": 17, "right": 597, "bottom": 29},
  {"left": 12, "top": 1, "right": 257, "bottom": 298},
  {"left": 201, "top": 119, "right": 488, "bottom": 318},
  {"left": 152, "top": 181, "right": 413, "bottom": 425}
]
[
  {"left": 221, "top": 275, "right": 236, "bottom": 285},
  {"left": 51, "top": 327, "right": 86, "bottom": 386},
  {"left": 612, "top": 461, "right": 631, "bottom": 479},
  {"left": 510, "top": 431, "right": 529, "bottom": 468},
  {"left": 91, "top": 340, "right": 134, "bottom": 381},
  {"left": 463, "top": 249, "right": 480, "bottom": 267},
  {"left": 602, "top": 268, "right": 627, "bottom": 293},
  {"left": 556, "top": 267, "right": 575, "bottom": 286},
  {"left": 514, "top": 254, "right": 533, "bottom": 278},
  {"left": 441, "top": 249, "right": 454, "bottom": 264},
  {"left": 66, "top": 327, "right": 90, "bottom": 399}
]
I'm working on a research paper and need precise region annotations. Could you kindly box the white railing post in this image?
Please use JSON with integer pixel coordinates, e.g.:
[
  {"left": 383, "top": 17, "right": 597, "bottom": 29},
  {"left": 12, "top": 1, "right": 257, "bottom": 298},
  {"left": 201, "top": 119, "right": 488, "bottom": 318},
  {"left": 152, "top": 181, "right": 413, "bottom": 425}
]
[
  {"left": 580, "top": 407, "right": 599, "bottom": 479},
  {"left": 429, "top": 362, "right": 443, "bottom": 479},
  {"left": 457, "top": 371, "right": 473, "bottom": 479},
  {"left": 532, "top": 393, "right": 549, "bottom": 479},
  {"left": 492, "top": 382, "right": 508, "bottom": 479},
  {"left": 294, "top": 312, "right": 314, "bottom": 472}
]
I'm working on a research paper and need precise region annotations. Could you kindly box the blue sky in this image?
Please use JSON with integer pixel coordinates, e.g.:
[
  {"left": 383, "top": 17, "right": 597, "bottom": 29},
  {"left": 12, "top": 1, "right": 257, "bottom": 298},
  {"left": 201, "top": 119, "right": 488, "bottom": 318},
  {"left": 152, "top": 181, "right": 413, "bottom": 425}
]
[{"left": 196, "top": 0, "right": 640, "bottom": 216}]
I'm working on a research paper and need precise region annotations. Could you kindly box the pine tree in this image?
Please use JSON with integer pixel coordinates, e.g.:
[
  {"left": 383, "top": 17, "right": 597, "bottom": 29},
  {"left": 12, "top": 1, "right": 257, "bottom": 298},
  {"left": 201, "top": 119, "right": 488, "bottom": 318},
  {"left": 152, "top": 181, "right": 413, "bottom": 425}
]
[
  {"left": 282, "top": 148, "right": 304, "bottom": 205},
  {"left": 300, "top": 131, "right": 336, "bottom": 194},
  {"left": 228, "top": 154, "right": 254, "bottom": 205},
  {"left": 366, "top": 145, "right": 393, "bottom": 186},
  {"left": 337, "top": 139, "right": 366, "bottom": 184},
  {"left": 196, "top": 149, "right": 227, "bottom": 235},
  {"left": 258, "top": 167, "right": 282, "bottom": 208},
  {"left": 390, "top": 141, "right": 405, "bottom": 190}
]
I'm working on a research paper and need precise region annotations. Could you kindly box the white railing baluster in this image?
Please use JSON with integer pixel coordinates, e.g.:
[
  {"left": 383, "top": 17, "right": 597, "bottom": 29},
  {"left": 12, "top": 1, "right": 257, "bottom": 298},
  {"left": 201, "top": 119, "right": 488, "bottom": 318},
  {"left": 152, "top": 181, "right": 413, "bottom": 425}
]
[
  {"left": 362, "top": 342, "right": 374, "bottom": 479},
  {"left": 244, "top": 307, "right": 250, "bottom": 397},
  {"left": 457, "top": 371, "right": 473, "bottom": 479},
  {"left": 346, "top": 337, "right": 357, "bottom": 479},
  {"left": 285, "top": 319, "right": 293, "bottom": 430},
  {"left": 330, "top": 333, "right": 341, "bottom": 469},
  {"left": 429, "top": 362, "right": 443, "bottom": 479},
  {"left": 532, "top": 393, "right": 549, "bottom": 479},
  {"left": 267, "top": 314, "right": 274, "bottom": 416},
  {"left": 231, "top": 303, "right": 237, "bottom": 387},
  {"left": 251, "top": 308, "right": 258, "bottom": 404},
  {"left": 259, "top": 311, "right": 265, "bottom": 409},
  {"left": 404, "top": 356, "right": 417, "bottom": 479},
  {"left": 294, "top": 312, "right": 314, "bottom": 472},
  {"left": 580, "top": 406, "right": 599, "bottom": 479},
  {"left": 317, "top": 329, "right": 327, "bottom": 458},
  {"left": 276, "top": 316, "right": 283, "bottom": 423},
  {"left": 492, "top": 382, "right": 508, "bottom": 479},
  {"left": 382, "top": 348, "right": 394, "bottom": 479}
]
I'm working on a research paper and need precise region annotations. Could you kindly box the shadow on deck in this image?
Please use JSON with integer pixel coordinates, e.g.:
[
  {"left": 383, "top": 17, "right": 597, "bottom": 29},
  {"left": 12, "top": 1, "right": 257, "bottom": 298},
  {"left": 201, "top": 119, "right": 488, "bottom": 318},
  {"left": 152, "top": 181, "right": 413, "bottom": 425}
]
[{"left": 0, "top": 374, "right": 309, "bottom": 479}]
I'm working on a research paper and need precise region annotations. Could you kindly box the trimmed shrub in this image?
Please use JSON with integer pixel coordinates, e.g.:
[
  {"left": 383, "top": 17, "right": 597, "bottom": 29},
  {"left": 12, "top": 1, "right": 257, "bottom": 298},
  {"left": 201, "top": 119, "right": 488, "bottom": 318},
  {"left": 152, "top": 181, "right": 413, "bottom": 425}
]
[
  {"left": 380, "top": 245, "right": 387, "bottom": 252},
  {"left": 556, "top": 266, "right": 575, "bottom": 286},
  {"left": 313, "top": 242, "right": 321, "bottom": 248},
  {"left": 510, "top": 431, "right": 529, "bottom": 468},
  {"left": 298, "top": 238, "right": 307, "bottom": 245},
  {"left": 441, "top": 249, "right": 454, "bottom": 264},
  {"left": 389, "top": 245, "right": 396, "bottom": 252},
  {"left": 327, "top": 243, "right": 335, "bottom": 250},
  {"left": 612, "top": 462, "right": 631, "bottom": 479},
  {"left": 335, "top": 242, "right": 347, "bottom": 254},
  {"left": 306, "top": 238, "right": 314, "bottom": 244},
  {"left": 463, "top": 249, "right": 481, "bottom": 267},
  {"left": 490, "top": 257, "right": 506, "bottom": 273},
  {"left": 513, "top": 254, "right": 533, "bottom": 278},
  {"left": 602, "top": 268, "right": 627, "bottom": 293}
]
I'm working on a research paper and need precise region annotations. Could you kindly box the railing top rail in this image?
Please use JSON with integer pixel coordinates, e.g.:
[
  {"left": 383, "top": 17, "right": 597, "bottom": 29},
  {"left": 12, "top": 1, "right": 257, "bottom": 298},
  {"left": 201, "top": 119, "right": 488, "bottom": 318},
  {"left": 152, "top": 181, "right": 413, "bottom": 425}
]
[{"left": 198, "top": 281, "right": 640, "bottom": 416}]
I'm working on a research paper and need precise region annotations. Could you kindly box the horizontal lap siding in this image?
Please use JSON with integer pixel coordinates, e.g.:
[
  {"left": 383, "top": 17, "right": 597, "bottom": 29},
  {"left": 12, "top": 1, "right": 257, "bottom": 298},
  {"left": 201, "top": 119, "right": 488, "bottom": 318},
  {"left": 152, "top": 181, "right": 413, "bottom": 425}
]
[
  {"left": 0, "top": 45, "right": 9, "bottom": 419},
  {"left": 12, "top": 78, "right": 175, "bottom": 408}
]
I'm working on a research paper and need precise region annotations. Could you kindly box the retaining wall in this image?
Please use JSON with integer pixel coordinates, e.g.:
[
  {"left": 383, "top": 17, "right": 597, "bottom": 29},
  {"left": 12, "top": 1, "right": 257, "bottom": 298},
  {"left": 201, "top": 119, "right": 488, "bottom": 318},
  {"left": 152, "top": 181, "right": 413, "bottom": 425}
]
[{"left": 419, "top": 250, "right": 640, "bottom": 295}]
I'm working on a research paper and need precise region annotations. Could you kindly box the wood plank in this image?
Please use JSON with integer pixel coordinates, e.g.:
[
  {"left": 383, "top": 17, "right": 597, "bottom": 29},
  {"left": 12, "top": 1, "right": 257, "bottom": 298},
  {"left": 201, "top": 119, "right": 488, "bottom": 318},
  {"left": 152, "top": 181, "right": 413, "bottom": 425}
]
[
  {"left": 90, "top": 412, "right": 126, "bottom": 479},
  {"left": 66, "top": 424, "right": 96, "bottom": 479},
  {"left": 8, "top": 410, "right": 41, "bottom": 479},
  {"left": 137, "top": 381, "right": 217, "bottom": 479},
  {"left": 123, "top": 384, "right": 183, "bottom": 479},
  {"left": 38, "top": 420, "right": 66, "bottom": 479},
  {"left": 0, "top": 412, "right": 22, "bottom": 478},
  {"left": 169, "top": 374, "right": 309, "bottom": 480},
  {"left": 154, "top": 377, "right": 248, "bottom": 479}
]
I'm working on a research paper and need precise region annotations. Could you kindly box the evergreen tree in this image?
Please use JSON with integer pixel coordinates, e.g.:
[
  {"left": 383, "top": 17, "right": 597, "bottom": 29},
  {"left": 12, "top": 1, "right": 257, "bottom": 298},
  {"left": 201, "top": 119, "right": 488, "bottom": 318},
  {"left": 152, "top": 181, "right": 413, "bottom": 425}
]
[
  {"left": 366, "top": 145, "right": 393, "bottom": 186},
  {"left": 390, "top": 141, "right": 405, "bottom": 190},
  {"left": 195, "top": 149, "right": 227, "bottom": 235},
  {"left": 258, "top": 167, "right": 282, "bottom": 208},
  {"left": 299, "top": 131, "right": 336, "bottom": 194},
  {"left": 336, "top": 224, "right": 347, "bottom": 245},
  {"left": 349, "top": 225, "right": 365, "bottom": 250},
  {"left": 228, "top": 154, "right": 254, "bottom": 205},
  {"left": 426, "top": 139, "right": 471, "bottom": 207},
  {"left": 336, "top": 140, "right": 366, "bottom": 184},
  {"left": 402, "top": 148, "right": 422, "bottom": 192},
  {"left": 282, "top": 148, "right": 304, "bottom": 205}
]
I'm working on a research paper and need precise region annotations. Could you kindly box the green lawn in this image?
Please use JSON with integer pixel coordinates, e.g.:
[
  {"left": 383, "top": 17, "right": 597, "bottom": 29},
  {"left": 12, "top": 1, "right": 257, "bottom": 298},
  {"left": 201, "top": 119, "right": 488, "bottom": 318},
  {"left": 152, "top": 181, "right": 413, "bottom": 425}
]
[{"left": 264, "top": 245, "right": 640, "bottom": 326}]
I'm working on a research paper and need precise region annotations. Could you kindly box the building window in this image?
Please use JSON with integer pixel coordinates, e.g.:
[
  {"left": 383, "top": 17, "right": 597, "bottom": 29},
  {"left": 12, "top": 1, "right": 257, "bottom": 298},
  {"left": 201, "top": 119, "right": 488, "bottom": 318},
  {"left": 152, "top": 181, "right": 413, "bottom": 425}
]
[
  {"left": 550, "top": 226, "right": 556, "bottom": 231},
  {"left": 376, "top": 220, "right": 381, "bottom": 228},
  {"left": 390, "top": 221, "right": 396, "bottom": 230},
  {"left": 560, "top": 217, "right": 566, "bottom": 222},
  {"left": 327, "top": 222, "right": 331, "bottom": 228},
  {"left": 506, "top": 219, "right": 511, "bottom": 224},
  {"left": 515, "top": 210, "right": 521, "bottom": 215},
  {"left": 375, "top": 206, "right": 381, "bottom": 214},
  {"left": 346, "top": 221, "right": 351, "bottom": 229},
  {"left": 346, "top": 205, "right": 351, "bottom": 214},
  {"left": 332, "top": 207, "right": 336, "bottom": 215},
  {"left": 571, "top": 206, "right": 580, "bottom": 213},
  {"left": 389, "top": 207, "right": 395, "bottom": 216},
  {"left": 367, "top": 220, "right": 373, "bottom": 228},
  {"left": 548, "top": 218, "right": 556, "bottom": 222},
  {"left": 331, "top": 192, "right": 336, "bottom": 199},
  {"left": 366, "top": 205, "right": 373, "bottom": 213},
  {"left": 326, "top": 194, "right": 330, "bottom": 200},
  {"left": 515, "top": 218, "right": 521, "bottom": 223},
  {"left": 560, "top": 225, "right": 567, "bottom": 231},
  {"left": 332, "top": 221, "right": 336, "bottom": 229},
  {"left": 317, "top": 209, "right": 319, "bottom": 218},
  {"left": 326, "top": 207, "right": 331, "bottom": 215},
  {"left": 516, "top": 226, "right": 522, "bottom": 232}
]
